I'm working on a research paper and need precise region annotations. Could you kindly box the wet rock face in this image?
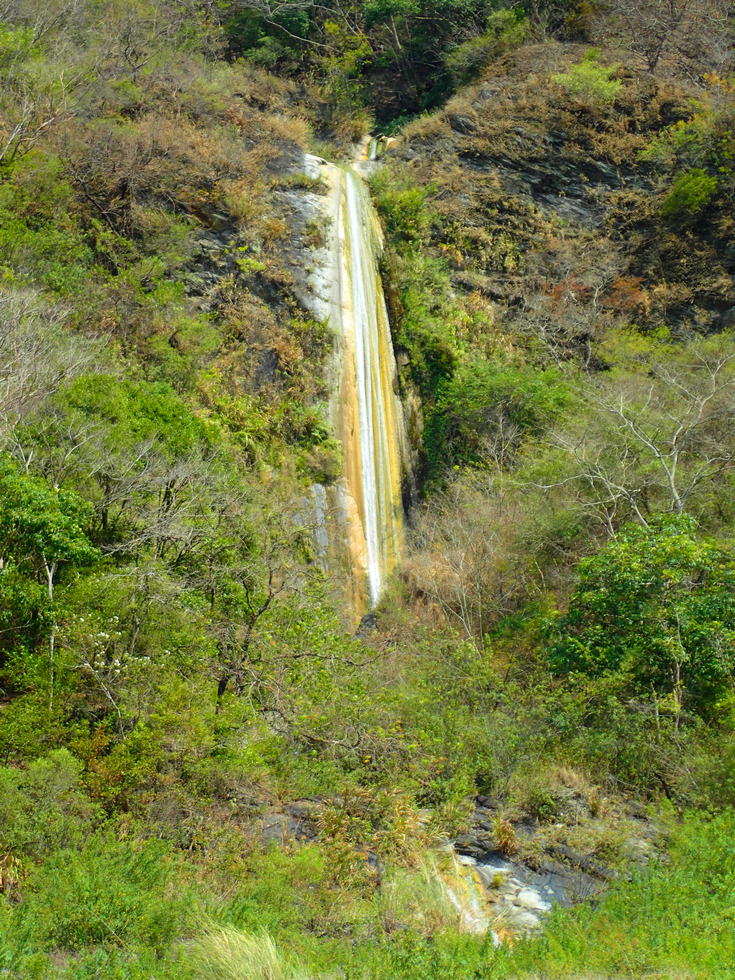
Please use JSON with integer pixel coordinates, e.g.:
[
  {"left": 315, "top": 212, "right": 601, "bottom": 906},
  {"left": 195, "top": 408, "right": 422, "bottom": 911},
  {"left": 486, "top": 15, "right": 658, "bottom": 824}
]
[
  {"left": 456, "top": 853, "right": 552, "bottom": 935},
  {"left": 355, "top": 611, "right": 379, "bottom": 636},
  {"left": 274, "top": 155, "right": 334, "bottom": 323},
  {"left": 470, "top": 850, "right": 605, "bottom": 934}
]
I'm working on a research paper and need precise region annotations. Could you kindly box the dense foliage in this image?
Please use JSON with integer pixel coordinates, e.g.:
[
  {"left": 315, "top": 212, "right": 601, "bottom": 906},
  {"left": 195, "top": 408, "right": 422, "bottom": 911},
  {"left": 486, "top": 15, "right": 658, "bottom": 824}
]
[
  {"left": 221, "top": 0, "right": 732, "bottom": 122},
  {"left": 549, "top": 516, "right": 735, "bottom": 717}
]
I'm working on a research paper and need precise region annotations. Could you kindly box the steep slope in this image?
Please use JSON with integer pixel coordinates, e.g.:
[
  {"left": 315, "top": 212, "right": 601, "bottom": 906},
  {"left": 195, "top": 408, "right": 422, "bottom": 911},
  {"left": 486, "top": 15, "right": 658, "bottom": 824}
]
[{"left": 379, "top": 42, "right": 734, "bottom": 415}]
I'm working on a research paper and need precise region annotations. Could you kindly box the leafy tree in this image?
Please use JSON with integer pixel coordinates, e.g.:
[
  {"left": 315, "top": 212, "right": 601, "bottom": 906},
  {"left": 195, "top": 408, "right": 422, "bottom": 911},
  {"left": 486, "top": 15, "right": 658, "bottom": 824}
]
[
  {"left": 445, "top": 10, "right": 529, "bottom": 87},
  {"left": 549, "top": 516, "right": 735, "bottom": 718},
  {"left": 0, "top": 461, "right": 97, "bottom": 599},
  {"left": 225, "top": 0, "right": 507, "bottom": 117},
  {"left": 0, "top": 460, "right": 98, "bottom": 701},
  {"left": 426, "top": 358, "right": 569, "bottom": 478}
]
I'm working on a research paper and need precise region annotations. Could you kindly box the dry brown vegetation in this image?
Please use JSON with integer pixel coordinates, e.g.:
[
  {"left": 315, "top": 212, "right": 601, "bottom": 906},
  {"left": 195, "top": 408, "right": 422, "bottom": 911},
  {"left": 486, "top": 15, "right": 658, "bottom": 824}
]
[{"left": 389, "top": 44, "right": 734, "bottom": 356}]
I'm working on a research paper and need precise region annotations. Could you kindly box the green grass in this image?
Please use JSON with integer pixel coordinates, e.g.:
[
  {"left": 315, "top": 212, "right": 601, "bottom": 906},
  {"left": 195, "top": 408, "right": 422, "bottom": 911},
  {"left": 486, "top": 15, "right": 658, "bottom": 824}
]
[{"left": 0, "top": 709, "right": 731, "bottom": 977}]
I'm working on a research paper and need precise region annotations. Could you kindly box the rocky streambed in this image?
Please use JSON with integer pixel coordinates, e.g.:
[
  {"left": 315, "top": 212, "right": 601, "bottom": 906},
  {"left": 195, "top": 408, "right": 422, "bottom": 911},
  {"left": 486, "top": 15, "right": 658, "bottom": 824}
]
[
  {"left": 450, "top": 847, "right": 599, "bottom": 940},
  {"left": 254, "top": 781, "right": 658, "bottom": 944},
  {"left": 446, "top": 789, "right": 658, "bottom": 941}
]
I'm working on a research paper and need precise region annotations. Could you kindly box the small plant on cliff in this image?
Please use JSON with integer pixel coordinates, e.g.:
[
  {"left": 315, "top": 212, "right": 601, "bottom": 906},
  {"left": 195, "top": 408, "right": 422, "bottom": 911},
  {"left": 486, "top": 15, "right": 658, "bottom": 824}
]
[
  {"left": 494, "top": 817, "right": 519, "bottom": 856},
  {"left": 662, "top": 168, "right": 719, "bottom": 218},
  {"left": 553, "top": 49, "right": 622, "bottom": 105}
]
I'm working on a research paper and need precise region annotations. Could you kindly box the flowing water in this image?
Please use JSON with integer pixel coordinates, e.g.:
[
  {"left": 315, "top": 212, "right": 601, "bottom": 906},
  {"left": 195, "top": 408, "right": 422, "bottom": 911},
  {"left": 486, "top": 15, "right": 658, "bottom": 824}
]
[
  {"left": 339, "top": 168, "right": 405, "bottom": 607},
  {"left": 304, "top": 149, "right": 406, "bottom": 616}
]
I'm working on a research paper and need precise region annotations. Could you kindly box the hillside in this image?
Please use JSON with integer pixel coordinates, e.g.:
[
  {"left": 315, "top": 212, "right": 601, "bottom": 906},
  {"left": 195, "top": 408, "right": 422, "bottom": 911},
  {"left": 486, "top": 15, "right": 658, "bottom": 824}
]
[{"left": 0, "top": 1, "right": 734, "bottom": 978}]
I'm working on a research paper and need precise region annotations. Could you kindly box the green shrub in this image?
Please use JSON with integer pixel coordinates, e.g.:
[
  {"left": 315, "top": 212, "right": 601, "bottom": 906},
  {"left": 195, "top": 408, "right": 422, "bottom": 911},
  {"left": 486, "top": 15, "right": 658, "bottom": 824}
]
[
  {"left": 371, "top": 174, "right": 436, "bottom": 245},
  {"left": 511, "top": 774, "right": 564, "bottom": 823},
  {"left": 6, "top": 836, "right": 188, "bottom": 958},
  {"left": 548, "top": 515, "right": 735, "bottom": 717},
  {"left": 549, "top": 673, "right": 690, "bottom": 793},
  {"left": 446, "top": 11, "right": 528, "bottom": 86},
  {"left": 0, "top": 750, "right": 98, "bottom": 859},
  {"left": 662, "top": 167, "right": 719, "bottom": 217},
  {"left": 553, "top": 49, "right": 622, "bottom": 104},
  {"left": 218, "top": 847, "right": 333, "bottom": 937},
  {"left": 381, "top": 249, "right": 459, "bottom": 396},
  {"left": 425, "top": 359, "right": 569, "bottom": 479},
  {"left": 0, "top": 154, "right": 93, "bottom": 293}
]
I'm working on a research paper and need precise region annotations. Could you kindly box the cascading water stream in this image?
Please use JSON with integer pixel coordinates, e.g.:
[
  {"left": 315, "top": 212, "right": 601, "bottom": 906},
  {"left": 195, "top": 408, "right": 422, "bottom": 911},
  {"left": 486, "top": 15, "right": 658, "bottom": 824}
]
[
  {"left": 342, "top": 169, "right": 403, "bottom": 606},
  {"left": 301, "top": 145, "right": 406, "bottom": 617}
]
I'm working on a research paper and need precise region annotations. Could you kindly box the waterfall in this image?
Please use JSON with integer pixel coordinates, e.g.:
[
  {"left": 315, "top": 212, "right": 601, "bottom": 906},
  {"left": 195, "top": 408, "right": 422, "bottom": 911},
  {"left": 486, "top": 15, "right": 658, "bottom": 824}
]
[
  {"left": 340, "top": 169, "right": 404, "bottom": 607},
  {"left": 303, "top": 151, "right": 406, "bottom": 616}
]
